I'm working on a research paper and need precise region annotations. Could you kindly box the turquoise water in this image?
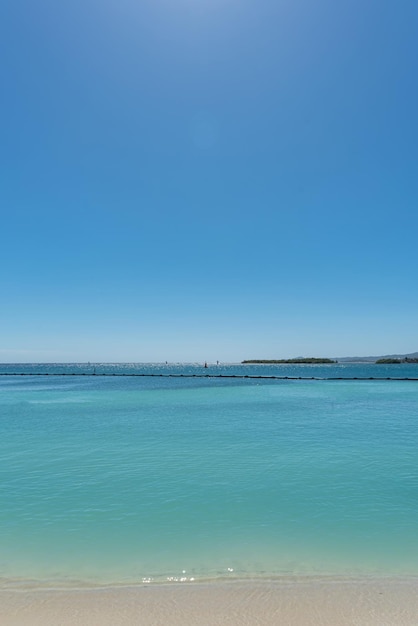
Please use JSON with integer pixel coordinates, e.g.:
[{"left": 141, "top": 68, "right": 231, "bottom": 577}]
[{"left": 1, "top": 363, "right": 418, "bottom": 585}]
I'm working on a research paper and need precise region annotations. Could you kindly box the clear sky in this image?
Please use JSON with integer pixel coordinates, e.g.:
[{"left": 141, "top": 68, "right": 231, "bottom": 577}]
[{"left": 1, "top": 0, "right": 417, "bottom": 362}]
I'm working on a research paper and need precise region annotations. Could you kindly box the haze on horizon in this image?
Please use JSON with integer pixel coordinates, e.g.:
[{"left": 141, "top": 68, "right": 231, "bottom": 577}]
[{"left": 1, "top": 0, "right": 417, "bottom": 363}]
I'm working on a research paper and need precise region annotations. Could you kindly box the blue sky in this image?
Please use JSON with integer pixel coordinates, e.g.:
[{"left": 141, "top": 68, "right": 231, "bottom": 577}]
[{"left": 1, "top": 0, "right": 417, "bottom": 362}]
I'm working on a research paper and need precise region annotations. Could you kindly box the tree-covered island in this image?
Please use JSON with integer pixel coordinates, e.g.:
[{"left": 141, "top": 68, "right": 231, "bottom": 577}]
[
  {"left": 375, "top": 357, "right": 418, "bottom": 364},
  {"left": 242, "top": 358, "right": 336, "bottom": 364}
]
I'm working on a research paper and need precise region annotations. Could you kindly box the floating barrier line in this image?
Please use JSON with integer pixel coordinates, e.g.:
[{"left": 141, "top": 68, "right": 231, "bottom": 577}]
[{"left": 1, "top": 373, "right": 418, "bottom": 381}]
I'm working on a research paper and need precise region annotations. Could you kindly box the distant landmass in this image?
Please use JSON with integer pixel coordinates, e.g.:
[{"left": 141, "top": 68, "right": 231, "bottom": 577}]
[
  {"left": 375, "top": 357, "right": 418, "bottom": 364},
  {"left": 242, "top": 358, "right": 336, "bottom": 364},
  {"left": 242, "top": 353, "right": 418, "bottom": 365},
  {"left": 336, "top": 352, "right": 418, "bottom": 363}
]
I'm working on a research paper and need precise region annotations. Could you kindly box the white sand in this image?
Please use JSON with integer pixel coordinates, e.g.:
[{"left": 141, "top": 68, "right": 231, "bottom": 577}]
[{"left": 1, "top": 578, "right": 418, "bottom": 625}]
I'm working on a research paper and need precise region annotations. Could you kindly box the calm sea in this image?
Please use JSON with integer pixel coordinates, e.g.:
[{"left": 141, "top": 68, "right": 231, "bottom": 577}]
[{"left": 1, "top": 362, "right": 418, "bottom": 586}]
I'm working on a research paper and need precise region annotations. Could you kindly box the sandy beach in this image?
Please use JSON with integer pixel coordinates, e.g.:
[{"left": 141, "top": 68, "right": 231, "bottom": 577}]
[{"left": 1, "top": 578, "right": 418, "bottom": 626}]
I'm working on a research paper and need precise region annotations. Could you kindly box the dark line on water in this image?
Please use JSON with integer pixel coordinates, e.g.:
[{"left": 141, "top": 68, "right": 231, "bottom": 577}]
[{"left": 1, "top": 373, "right": 418, "bottom": 381}]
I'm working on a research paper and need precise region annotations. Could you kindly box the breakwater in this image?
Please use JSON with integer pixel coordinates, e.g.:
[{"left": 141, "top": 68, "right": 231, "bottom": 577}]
[{"left": 1, "top": 372, "right": 418, "bottom": 380}]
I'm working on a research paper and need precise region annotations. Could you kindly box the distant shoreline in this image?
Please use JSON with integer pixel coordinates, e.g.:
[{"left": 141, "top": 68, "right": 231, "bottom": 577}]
[
  {"left": 242, "top": 358, "right": 336, "bottom": 364},
  {"left": 243, "top": 355, "right": 418, "bottom": 365}
]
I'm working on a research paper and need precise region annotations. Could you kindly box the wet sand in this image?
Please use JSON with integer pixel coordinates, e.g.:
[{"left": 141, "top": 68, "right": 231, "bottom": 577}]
[{"left": 1, "top": 578, "right": 418, "bottom": 625}]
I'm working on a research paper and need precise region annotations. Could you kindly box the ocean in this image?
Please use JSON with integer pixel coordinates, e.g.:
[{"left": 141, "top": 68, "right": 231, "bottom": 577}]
[{"left": 1, "top": 362, "right": 418, "bottom": 586}]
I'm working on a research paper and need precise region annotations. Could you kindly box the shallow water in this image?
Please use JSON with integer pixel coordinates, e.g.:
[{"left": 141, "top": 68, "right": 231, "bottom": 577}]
[{"left": 1, "top": 364, "right": 418, "bottom": 585}]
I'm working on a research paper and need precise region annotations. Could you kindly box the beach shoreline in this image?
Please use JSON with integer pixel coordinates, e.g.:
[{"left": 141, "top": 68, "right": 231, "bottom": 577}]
[{"left": 1, "top": 577, "right": 418, "bottom": 625}]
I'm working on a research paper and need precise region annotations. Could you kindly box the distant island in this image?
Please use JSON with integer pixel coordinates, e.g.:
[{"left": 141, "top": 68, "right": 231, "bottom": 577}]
[
  {"left": 242, "top": 353, "right": 418, "bottom": 365},
  {"left": 242, "top": 358, "right": 336, "bottom": 364},
  {"left": 337, "top": 351, "right": 418, "bottom": 363},
  {"left": 375, "top": 357, "right": 418, "bottom": 364}
]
